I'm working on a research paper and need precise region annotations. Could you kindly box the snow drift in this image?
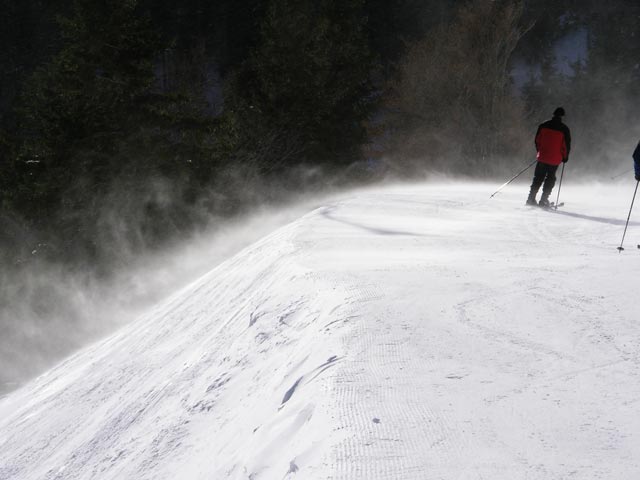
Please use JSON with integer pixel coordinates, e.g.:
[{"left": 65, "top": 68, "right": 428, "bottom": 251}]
[{"left": 1, "top": 182, "right": 640, "bottom": 479}]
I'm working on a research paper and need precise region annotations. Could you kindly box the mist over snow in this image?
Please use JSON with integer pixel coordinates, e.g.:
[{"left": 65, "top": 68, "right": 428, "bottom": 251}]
[
  {"left": 2, "top": 180, "right": 640, "bottom": 479},
  {"left": 0, "top": 198, "right": 325, "bottom": 395}
]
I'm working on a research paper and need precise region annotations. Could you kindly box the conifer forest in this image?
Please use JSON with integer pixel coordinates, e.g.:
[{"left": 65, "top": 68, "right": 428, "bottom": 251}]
[{"left": 1, "top": 1, "right": 639, "bottom": 268}]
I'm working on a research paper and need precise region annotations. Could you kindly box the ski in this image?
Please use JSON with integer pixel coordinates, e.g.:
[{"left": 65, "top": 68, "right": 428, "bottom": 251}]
[
  {"left": 540, "top": 202, "right": 564, "bottom": 210},
  {"left": 526, "top": 201, "right": 564, "bottom": 209}
]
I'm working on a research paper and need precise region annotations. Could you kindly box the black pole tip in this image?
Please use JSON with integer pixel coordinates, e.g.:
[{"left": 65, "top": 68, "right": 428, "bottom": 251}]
[{"left": 617, "top": 247, "right": 625, "bottom": 252}]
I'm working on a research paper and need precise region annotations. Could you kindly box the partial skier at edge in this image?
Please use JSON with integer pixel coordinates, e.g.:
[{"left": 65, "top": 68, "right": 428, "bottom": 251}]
[
  {"left": 526, "top": 107, "right": 571, "bottom": 208},
  {"left": 633, "top": 140, "right": 640, "bottom": 182}
]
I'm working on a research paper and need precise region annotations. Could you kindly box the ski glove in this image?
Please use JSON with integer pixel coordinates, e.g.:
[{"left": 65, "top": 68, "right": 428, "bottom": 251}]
[
  {"left": 562, "top": 157, "right": 568, "bottom": 163},
  {"left": 635, "top": 174, "right": 640, "bottom": 181}
]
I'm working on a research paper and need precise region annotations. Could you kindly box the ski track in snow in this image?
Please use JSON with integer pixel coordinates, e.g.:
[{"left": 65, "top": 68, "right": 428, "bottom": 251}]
[{"left": 2, "top": 182, "right": 640, "bottom": 479}]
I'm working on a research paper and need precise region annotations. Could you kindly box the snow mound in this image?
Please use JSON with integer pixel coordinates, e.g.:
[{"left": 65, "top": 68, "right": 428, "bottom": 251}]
[{"left": 1, "top": 182, "right": 640, "bottom": 479}]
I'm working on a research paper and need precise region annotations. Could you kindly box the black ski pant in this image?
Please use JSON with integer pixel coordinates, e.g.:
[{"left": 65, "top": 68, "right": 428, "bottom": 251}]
[{"left": 528, "top": 162, "right": 558, "bottom": 201}]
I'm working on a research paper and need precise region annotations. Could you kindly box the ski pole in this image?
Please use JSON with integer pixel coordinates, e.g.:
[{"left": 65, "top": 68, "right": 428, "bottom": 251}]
[
  {"left": 554, "top": 163, "right": 565, "bottom": 210},
  {"left": 611, "top": 168, "right": 633, "bottom": 180},
  {"left": 490, "top": 160, "right": 537, "bottom": 198},
  {"left": 617, "top": 180, "right": 639, "bottom": 252}
]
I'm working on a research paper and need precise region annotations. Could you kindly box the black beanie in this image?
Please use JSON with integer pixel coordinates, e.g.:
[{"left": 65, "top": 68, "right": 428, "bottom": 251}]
[{"left": 553, "top": 107, "right": 565, "bottom": 117}]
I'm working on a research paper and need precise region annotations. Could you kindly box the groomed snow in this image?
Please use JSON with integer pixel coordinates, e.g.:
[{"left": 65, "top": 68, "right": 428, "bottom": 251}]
[{"left": 1, "top": 182, "right": 640, "bottom": 479}]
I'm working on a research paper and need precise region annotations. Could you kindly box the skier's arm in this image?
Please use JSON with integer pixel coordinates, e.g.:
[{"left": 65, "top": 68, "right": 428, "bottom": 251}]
[
  {"left": 633, "top": 142, "right": 640, "bottom": 180},
  {"left": 534, "top": 125, "right": 542, "bottom": 151},
  {"left": 563, "top": 126, "right": 571, "bottom": 161}
]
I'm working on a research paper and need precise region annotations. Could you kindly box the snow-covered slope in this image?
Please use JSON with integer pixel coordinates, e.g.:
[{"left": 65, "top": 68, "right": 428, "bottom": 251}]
[{"left": 1, "top": 182, "right": 640, "bottom": 480}]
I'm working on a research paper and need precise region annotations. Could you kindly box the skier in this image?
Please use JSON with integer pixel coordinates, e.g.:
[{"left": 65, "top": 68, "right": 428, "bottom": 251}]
[
  {"left": 633, "top": 140, "right": 640, "bottom": 181},
  {"left": 526, "top": 107, "right": 571, "bottom": 207}
]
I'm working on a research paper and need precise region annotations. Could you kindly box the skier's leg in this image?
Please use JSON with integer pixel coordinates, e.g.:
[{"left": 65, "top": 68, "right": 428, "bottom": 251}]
[
  {"left": 527, "top": 162, "right": 544, "bottom": 204},
  {"left": 540, "top": 164, "right": 558, "bottom": 204}
]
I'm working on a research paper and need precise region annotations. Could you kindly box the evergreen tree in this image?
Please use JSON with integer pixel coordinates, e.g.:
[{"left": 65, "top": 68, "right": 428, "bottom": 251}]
[
  {"left": 15, "top": 0, "right": 159, "bottom": 214},
  {"left": 225, "top": 0, "right": 374, "bottom": 168},
  {"left": 364, "top": 0, "right": 455, "bottom": 72},
  {"left": 560, "top": 1, "right": 640, "bottom": 170},
  {"left": 10, "top": 0, "right": 214, "bottom": 262}
]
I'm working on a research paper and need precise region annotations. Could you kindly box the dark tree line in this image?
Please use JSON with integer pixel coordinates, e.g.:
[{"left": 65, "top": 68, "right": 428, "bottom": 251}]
[
  {"left": 521, "top": 1, "right": 640, "bottom": 173},
  {"left": 1, "top": 0, "right": 639, "bottom": 269}
]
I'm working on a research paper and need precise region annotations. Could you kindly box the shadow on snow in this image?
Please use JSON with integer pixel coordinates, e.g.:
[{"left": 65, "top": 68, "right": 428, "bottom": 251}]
[{"left": 551, "top": 209, "right": 640, "bottom": 227}]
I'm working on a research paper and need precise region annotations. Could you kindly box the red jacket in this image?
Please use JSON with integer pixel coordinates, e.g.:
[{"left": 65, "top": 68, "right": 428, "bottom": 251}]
[{"left": 535, "top": 117, "right": 571, "bottom": 166}]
